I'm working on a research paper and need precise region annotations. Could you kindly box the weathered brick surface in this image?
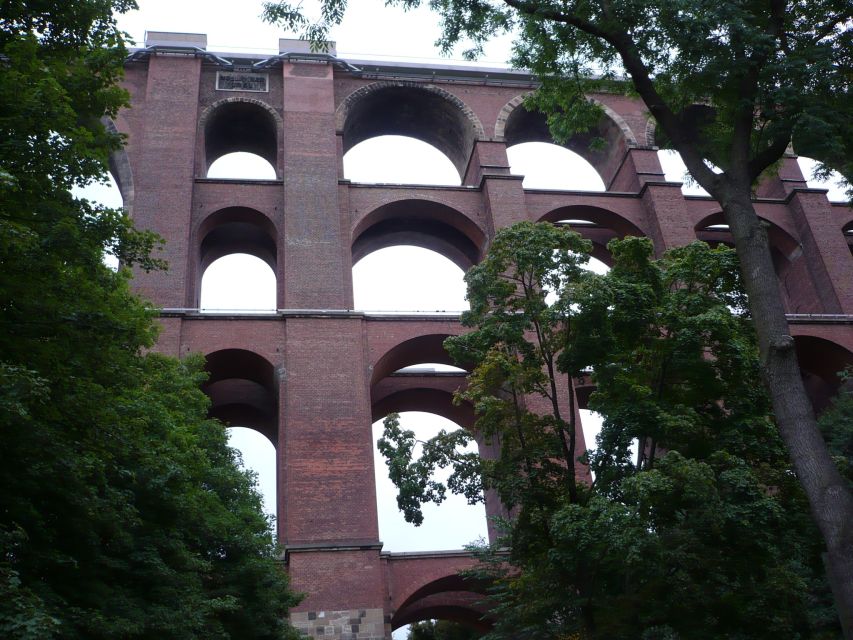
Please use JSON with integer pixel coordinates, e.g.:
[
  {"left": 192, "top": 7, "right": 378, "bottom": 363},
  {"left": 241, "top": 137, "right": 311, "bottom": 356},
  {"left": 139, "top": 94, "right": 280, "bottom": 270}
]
[{"left": 121, "top": 46, "right": 853, "bottom": 638}]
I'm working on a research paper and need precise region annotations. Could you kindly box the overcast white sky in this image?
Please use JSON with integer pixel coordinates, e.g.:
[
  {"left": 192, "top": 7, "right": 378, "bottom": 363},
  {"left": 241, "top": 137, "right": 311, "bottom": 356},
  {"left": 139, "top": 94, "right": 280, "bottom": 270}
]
[{"left": 78, "top": 0, "right": 848, "bottom": 569}]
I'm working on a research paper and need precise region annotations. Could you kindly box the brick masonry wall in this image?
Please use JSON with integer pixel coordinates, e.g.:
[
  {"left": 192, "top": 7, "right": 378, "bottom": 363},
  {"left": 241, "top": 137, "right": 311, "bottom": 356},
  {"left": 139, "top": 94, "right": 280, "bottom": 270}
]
[{"left": 120, "top": 49, "right": 853, "bottom": 639}]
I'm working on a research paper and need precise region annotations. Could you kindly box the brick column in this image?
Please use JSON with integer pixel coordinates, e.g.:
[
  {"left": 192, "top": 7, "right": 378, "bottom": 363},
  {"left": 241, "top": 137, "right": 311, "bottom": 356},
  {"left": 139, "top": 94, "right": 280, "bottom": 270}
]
[
  {"left": 786, "top": 190, "right": 853, "bottom": 313},
  {"left": 281, "top": 316, "right": 386, "bottom": 639},
  {"left": 465, "top": 140, "right": 527, "bottom": 234},
  {"left": 129, "top": 54, "right": 202, "bottom": 308},
  {"left": 281, "top": 61, "right": 350, "bottom": 309}
]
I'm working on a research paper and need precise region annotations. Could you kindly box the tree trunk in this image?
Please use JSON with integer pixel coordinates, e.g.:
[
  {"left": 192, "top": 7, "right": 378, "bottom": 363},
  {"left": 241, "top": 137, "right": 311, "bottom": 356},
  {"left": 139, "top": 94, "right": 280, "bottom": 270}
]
[{"left": 722, "top": 188, "right": 853, "bottom": 639}]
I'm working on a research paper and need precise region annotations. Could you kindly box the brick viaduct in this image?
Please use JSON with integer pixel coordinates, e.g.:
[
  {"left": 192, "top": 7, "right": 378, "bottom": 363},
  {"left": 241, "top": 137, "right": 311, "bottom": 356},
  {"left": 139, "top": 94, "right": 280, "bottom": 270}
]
[{"left": 112, "top": 31, "right": 853, "bottom": 640}]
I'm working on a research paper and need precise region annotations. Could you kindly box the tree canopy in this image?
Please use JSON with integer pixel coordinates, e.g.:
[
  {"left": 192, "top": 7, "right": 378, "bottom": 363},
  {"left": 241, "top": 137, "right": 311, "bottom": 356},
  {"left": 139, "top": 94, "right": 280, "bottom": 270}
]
[
  {"left": 265, "top": 0, "right": 853, "bottom": 633},
  {"left": 379, "top": 222, "right": 839, "bottom": 638},
  {"left": 0, "top": 2, "right": 300, "bottom": 637}
]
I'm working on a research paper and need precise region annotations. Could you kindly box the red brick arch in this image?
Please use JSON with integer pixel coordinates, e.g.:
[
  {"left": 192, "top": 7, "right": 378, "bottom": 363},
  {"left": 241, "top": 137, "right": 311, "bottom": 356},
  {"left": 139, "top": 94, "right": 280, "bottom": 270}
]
[{"left": 352, "top": 198, "right": 487, "bottom": 271}]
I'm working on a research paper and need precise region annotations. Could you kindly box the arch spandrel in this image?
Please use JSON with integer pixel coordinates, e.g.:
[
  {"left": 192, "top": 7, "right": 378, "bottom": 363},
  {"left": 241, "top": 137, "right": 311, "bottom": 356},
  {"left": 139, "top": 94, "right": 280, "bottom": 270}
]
[{"left": 336, "top": 81, "right": 485, "bottom": 180}]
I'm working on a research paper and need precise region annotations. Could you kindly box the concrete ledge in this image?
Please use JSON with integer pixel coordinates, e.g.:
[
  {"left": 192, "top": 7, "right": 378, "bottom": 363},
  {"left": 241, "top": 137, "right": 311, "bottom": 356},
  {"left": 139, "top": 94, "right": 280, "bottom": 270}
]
[{"left": 145, "top": 31, "right": 207, "bottom": 49}]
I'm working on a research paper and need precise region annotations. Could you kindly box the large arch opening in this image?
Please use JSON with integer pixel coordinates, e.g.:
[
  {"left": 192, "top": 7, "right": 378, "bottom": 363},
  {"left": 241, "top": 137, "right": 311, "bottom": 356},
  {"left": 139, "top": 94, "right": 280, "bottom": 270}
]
[
  {"left": 200, "top": 255, "right": 276, "bottom": 312},
  {"left": 203, "top": 348, "right": 278, "bottom": 447},
  {"left": 196, "top": 207, "right": 278, "bottom": 312},
  {"left": 208, "top": 152, "right": 277, "bottom": 180},
  {"left": 352, "top": 200, "right": 485, "bottom": 312},
  {"left": 694, "top": 212, "right": 819, "bottom": 313},
  {"left": 371, "top": 334, "right": 485, "bottom": 552},
  {"left": 202, "top": 99, "right": 279, "bottom": 178},
  {"left": 507, "top": 141, "right": 606, "bottom": 191},
  {"left": 539, "top": 205, "right": 646, "bottom": 267},
  {"left": 227, "top": 426, "right": 277, "bottom": 521},
  {"left": 844, "top": 222, "right": 853, "bottom": 258},
  {"left": 353, "top": 200, "right": 486, "bottom": 272},
  {"left": 344, "top": 135, "right": 460, "bottom": 186},
  {"left": 372, "top": 412, "right": 487, "bottom": 553},
  {"left": 203, "top": 349, "right": 279, "bottom": 527},
  {"left": 391, "top": 574, "right": 491, "bottom": 634},
  {"left": 353, "top": 247, "right": 467, "bottom": 313},
  {"left": 499, "top": 97, "right": 632, "bottom": 190},
  {"left": 339, "top": 83, "right": 482, "bottom": 182}
]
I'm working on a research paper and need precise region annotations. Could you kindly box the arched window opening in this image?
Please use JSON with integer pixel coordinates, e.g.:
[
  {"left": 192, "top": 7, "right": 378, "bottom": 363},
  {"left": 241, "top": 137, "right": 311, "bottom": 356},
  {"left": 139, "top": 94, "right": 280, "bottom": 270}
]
[
  {"left": 200, "top": 253, "right": 276, "bottom": 313},
  {"left": 344, "top": 135, "right": 460, "bottom": 186},
  {"left": 843, "top": 222, "right": 853, "bottom": 257},
  {"left": 207, "top": 151, "right": 277, "bottom": 180},
  {"left": 797, "top": 157, "right": 849, "bottom": 202},
  {"left": 657, "top": 149, "right": 722, "bottom": 196},
  {"left": 227, "top": 426, "right": 277, "bottom": 522},
  {"left": 204, "top": 100, "right": 278, "bottom": 177},
  {"left": 353, "top": 246, "right": 468, "bottom": 313},
  {"left": 501, "top": 101, "right": 629, "bottom": 190},
  {"left": 340, "top": 84, "right": 479, "bottom": 181},
  {"left": 508, "top": 142, "right": 605, "bottom": 191},
  {"left": 372, "top": 411, "right": 488, "bottom": 552}
]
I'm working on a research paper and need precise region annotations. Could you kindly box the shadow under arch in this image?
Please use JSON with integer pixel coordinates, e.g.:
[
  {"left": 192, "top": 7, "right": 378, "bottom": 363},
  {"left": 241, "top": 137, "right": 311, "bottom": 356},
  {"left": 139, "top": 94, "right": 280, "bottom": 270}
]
[
  {"left": 495, "top": 93, "right": 637, "bottom": 190},
  {"left": 337, "top": 82, "right": 485, "bottom": 181},
  {"left": 694, "top": 211, "right": 800, "bottom": 256},
  {"left": 203, "top": 348, "right": 278, "bottom": 446},
  {"left": 693, "top": 211, "right": 822, "bottom": 312},
  {"left": 373, "top": 388, "right": 473, "bottom": 431},
  {"left": 794, "top": 335, "right": 853, "bottom": 413},
  {"left": 392, "top": 575, "right": 491, "bottom": 633},
  {"left": 844, "top": 221, "right": 853, "bottom": 257},
  {"left": 101, "top": 116, "right": 134, "bottom": 216},
  {"left": 539, "top": 204, "right": 647, "bottom": 265},
  {"left": 199, "top": 97, "right": 281, "bottom": 178},
  {"left": 353, "top": 200, "right": 486, "bottom": 272},
  {"left": 371, "top": 333, "right": 464, "bottom": 385},
  {"left": 103, "top": 118, "right": 134, "bottom": 214}
]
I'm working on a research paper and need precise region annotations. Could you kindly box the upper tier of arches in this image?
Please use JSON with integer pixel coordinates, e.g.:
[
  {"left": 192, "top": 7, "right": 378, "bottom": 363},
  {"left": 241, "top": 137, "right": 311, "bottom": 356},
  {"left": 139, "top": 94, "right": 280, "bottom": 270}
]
[{"left": 199, "top": 98, "right": 282, "bottom": 179}]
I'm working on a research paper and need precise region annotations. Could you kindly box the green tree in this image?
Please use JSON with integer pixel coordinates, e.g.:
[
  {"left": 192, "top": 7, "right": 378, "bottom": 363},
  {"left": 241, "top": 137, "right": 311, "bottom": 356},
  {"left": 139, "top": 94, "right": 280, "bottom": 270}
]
[
  {"left": 0, "top": 2, "right": 300, "bottom": 637},
  {"left": 379, "top": 222, "right": 837, "bottom": 638},
  {"left": 264, "top": 1, "right": 853, "bottom": 632},
  {"left": 408, "top": 619, "right": 483, "bottom": 640},
  {"left": 819, "top": 373, "right": 853, "bottom": 491}
]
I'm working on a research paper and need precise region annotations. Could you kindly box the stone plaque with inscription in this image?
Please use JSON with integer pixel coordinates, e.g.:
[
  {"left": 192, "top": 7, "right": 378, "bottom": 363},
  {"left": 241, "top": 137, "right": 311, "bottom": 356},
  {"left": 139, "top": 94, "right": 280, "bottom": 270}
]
[{"left": 216, "top": 71, "right": 269, "bottom": 92}]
